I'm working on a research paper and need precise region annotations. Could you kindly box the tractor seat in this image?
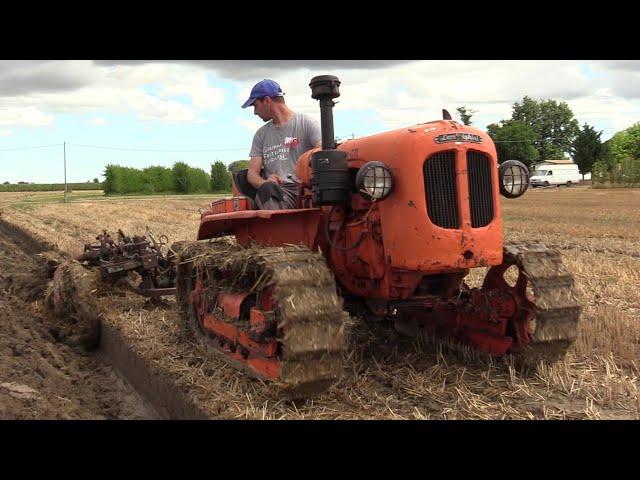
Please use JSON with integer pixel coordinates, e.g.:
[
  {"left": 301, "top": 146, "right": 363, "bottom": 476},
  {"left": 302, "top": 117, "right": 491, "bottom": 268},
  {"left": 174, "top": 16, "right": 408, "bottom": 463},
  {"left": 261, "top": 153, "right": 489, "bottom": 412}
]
[{"left": 232, "top": 169, "right": 258, "bottom": 209}]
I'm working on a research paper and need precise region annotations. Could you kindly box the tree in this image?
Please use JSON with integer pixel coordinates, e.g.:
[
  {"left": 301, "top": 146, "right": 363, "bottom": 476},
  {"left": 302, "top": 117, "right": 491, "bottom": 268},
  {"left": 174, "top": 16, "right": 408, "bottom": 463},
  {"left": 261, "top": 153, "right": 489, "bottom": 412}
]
[
  {"left": 103, "top": 164, "right": 118, "bottom": 194},
  {"left": 171, "top": 162, "right": 210, "bottom": 194},
  {"left": 593, "top": 124, "right": 640, "bottom": 187},
  {"left": 227, "top": 160, "right": 250, "bottom": 173},
  {"left": 93, "top": 178, "right": 99, "bottom": 183},
  {"left": 210, "top": 161, "right": 232, "bottom": 192},
  {"left": 608, "top": 122, "right": 640, "bottom": 164},
  {"left": 456, "top": 106, "right": 476, "bottom": 126},
  {"left": 172, "top": 162, "right": 191, "bottom": 193},
  {"left": 595, "top": 140, "right": 614, "bottom": 173},
  {"left": 594, "top": 123, "right": 640, "bottom": 186},
  {"left": 487, "top": 120, "right": 539, "bottom": 167},
  {"left": 571, "top": 123, "right": 602, "bottom": 178},
  {"left": 511, "top": 96, "right": 579, "bottom": 160}
]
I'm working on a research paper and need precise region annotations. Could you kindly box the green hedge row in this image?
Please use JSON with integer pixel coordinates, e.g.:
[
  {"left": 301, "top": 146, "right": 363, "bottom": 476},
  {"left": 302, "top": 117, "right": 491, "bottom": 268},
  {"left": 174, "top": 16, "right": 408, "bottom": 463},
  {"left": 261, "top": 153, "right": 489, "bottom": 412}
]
[
  {"left": 103, "top": 163, "right": 212, "bottom": 194},
  {"left": 592, "top": 157, "right": 640, "bottom": 188},
  {"left": 0, "top": 182, "right": 103, "bottom": 192}
]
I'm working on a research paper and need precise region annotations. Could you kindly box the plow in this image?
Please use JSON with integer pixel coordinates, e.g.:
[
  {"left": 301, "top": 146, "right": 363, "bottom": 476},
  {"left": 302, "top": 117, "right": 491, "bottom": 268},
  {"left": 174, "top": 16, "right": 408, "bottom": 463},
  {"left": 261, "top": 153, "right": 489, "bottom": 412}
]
[
  {"left": 47, "top": 74, "right": 582, "bottom": 399},
  {"left": 47, "top": 228, "right": 181, "bottom": 349},
  {"left": 74, "top": 228, "right": 179, "bottom": 299}
]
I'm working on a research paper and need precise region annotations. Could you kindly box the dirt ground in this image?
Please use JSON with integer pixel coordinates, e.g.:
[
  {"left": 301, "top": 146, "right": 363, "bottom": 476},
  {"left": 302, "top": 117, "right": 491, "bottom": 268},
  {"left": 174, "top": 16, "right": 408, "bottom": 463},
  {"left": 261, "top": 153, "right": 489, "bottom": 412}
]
[
  {"left": 0, "top": 217, "right": 157, "bottom": 419},
  {"left": 0, "top": 187, "right": 638, "bottom": 419}
]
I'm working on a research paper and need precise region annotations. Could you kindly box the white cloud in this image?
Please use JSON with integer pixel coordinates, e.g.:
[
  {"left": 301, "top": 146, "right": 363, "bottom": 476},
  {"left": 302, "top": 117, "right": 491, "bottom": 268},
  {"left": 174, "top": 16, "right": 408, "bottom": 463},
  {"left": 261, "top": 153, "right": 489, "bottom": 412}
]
[
  {"left": 0, "top": 63, "right": 215, "bottom": 126},
  {"left": 569, "top": 93, "right": 640, "bottom": 137},
  {"left": 159, "top": 71, "right": 225, "bottom": 110},
  {"left": 0, "top": 107, "right": 54, "bottom": 127},
  {"left": 106, "top": 63, "right": 171, "bottom": 85},
  {"left": 0, "top": 60, "right": 638, "bottom": 136},
  {"left": 137, "top": 98, "right": 202, "bottom": 124},
  {"left": 89, "top": 117, "right": 106, "bottom": 125},
  {"left": 0, "top": 84, "right": 206, "bottom": 125},
  {"left": 0, "top": 60, "right": 100, "bottom": 95},
  {"left": 232, "top": 61, "right": 598, "bottom": 131}
]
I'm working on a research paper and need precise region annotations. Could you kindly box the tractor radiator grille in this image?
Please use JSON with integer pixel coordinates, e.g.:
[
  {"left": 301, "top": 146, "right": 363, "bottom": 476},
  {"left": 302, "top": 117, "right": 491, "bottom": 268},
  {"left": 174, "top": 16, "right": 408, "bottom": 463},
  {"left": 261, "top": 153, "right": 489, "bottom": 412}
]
[
  {"left": 423, "top": 151, "right": 459, "bottom": 229},
  {"left": 467, "top": 151, "right": 494, "bottom": 228}
]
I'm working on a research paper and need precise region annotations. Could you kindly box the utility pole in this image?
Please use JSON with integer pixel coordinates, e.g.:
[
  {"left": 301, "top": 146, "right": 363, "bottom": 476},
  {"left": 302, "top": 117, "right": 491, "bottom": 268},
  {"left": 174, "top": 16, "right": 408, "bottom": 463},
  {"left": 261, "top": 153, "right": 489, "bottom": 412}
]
[{"left": 63, "top": 141, "right": 67, "bottom": 203}]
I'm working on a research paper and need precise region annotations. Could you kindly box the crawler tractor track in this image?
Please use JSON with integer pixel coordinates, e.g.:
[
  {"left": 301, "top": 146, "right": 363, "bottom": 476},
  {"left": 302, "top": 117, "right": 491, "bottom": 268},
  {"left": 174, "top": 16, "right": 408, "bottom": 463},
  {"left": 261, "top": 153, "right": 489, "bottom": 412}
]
[
  {"left": 175, "top": 240, "right": 349, "bottom": 398},
  {"left": 491, "top": 242, "right": 582, "bottom": 365}
]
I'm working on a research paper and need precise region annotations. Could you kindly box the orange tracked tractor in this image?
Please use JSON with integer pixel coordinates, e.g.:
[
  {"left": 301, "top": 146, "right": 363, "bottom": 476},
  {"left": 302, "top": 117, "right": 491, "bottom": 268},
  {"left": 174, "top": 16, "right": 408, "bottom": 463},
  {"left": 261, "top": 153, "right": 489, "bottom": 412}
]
[{"left": 175, "top": 75, "right": 581, "bottom": 397}]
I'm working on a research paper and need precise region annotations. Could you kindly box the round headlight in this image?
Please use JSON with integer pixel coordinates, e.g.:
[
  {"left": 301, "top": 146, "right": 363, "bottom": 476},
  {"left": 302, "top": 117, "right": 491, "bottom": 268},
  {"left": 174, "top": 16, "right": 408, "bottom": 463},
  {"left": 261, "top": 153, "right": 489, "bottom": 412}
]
[
  {"left": 355, "top": 161, "right": 394, "bottom": 200},
  {"left": 498, "top": 160, "right": 529, "bottom": 199}
]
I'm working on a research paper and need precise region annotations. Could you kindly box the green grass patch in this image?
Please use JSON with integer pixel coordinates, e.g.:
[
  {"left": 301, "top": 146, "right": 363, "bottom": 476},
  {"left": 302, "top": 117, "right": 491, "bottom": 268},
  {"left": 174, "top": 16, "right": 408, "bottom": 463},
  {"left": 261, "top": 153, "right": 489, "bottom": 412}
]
[
  {"left": 0, "top": 183, "right": 103, "bottom": 192},
  {"left": 1, "top": 190, "right": 229, "bottom": 207},
  {"left": 8, "top": 202, "right": 37, "bottom": 212}
]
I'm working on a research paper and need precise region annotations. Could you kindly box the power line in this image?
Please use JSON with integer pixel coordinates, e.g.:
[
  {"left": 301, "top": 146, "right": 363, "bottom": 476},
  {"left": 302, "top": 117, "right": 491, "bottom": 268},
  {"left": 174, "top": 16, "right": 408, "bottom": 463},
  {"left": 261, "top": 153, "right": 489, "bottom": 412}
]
[
  {"left": 335, "top": 133, "right": 587, "bottom": 145},
  {"left": 0, "top": 143, "right": 63, "bottom": 152},
  {"left": 0, "top": 132, "right": 613, "bottom": 154},
  {"left": 67, "top": 143, "right": 248, "bottom": 153},
  {"left": 492, "top": 135, "right": 612, "bottom": 144},
  {"left": 493, "top": 137, "right": 568, "bottom": 144}
]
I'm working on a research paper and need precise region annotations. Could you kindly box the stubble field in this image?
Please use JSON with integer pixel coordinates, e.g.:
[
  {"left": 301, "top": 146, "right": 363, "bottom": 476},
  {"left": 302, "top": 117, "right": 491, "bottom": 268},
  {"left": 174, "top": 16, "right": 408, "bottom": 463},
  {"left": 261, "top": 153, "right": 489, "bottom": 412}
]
[{"left": 0, "top": 187, "right": 638, "bottom": 419}]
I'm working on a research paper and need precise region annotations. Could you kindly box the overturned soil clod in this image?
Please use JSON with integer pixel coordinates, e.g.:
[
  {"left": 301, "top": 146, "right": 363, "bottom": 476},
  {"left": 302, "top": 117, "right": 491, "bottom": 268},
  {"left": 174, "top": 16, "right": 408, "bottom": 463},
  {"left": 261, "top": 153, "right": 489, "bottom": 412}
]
[
  {"left": 0, "top": 217, "right": 155, "bottom": 419},
  {"left": 48, "top": 259, "right": 102, "bottom": 350}
]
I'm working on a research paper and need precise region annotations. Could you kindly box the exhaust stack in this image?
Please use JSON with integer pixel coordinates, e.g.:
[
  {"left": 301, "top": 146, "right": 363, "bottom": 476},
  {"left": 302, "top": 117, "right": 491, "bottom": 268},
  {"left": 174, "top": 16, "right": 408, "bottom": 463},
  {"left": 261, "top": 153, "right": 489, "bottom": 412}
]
[
  {"left": 308, "top": 75, "right": 350, "bottom": 206},
  {"left": 309, "top": 75, "right": 341, "bottom": 150}
]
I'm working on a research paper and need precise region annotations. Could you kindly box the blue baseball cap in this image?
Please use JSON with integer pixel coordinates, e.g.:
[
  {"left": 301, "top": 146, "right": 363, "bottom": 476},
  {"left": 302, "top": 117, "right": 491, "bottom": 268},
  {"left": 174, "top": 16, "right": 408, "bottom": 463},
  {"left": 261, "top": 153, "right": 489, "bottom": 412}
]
[{"left": 241, "top": 79, "right": 284, "bottom": 108}]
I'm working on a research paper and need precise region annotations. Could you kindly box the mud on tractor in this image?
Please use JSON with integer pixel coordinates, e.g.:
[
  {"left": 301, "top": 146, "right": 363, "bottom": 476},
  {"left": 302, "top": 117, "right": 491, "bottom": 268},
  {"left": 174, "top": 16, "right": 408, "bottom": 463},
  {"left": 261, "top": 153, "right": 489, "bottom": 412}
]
[{"left": 170, "top": 75, "right": 582, "bottom": 397}]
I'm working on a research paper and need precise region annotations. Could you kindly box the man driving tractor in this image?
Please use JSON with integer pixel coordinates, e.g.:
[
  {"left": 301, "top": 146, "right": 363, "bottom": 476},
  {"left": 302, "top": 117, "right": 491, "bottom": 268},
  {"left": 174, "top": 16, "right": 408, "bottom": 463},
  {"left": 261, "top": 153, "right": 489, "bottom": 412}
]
[{"left": 242, "top": 79, "right": 322, "bottom": 209}]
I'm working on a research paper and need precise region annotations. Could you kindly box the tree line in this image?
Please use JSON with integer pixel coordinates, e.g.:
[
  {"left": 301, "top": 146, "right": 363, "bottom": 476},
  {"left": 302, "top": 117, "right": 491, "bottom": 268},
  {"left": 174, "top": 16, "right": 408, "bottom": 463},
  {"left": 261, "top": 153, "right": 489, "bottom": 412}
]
[
  {"left": 0, "top": 160, "right": 251, "bottom": 195},
  {"left": 102, "top": 160, "right": 251, "bottom": 195},
  {"left": 456, "top": 99, "right": 640, "bottom": 186}
]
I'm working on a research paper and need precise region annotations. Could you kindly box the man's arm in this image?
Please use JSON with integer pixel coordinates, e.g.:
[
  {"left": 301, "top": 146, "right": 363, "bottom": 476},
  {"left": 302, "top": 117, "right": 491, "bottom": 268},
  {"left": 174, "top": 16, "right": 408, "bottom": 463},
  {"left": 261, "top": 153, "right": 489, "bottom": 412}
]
[
  {"left": 306, "top": 114, "right": 322, "bottom": 149},
  {"left": 247, "top": 156, "right": 266, "bottom": 189},
  {"left": 247, "top": 156, "right": 283, "bottom": 188}
]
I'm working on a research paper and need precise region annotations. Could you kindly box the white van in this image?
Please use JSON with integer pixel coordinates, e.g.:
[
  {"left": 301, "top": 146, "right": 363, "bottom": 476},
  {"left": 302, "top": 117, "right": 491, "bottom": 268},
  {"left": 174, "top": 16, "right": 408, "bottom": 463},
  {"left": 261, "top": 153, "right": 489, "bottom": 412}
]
[{"left": 530, "top": 163, "right": 582, "bottom": 187}]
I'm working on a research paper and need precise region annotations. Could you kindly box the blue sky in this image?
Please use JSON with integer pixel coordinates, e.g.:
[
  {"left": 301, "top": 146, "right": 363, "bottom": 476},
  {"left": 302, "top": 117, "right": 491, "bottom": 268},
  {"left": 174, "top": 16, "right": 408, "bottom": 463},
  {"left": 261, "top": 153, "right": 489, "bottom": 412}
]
[{"left": 0, "top": 60, "right": 638, "bottom": 184}]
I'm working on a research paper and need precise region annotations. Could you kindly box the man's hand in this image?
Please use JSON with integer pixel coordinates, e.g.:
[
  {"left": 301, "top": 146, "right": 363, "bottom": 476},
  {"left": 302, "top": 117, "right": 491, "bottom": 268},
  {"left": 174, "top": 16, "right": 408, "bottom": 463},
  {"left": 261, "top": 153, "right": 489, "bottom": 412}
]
[
  {"left": 266, "top": 174, "right": 283, "bottom": 185},
  {"left": 248, "top": 156, "right": 283, "bottom": 188}
]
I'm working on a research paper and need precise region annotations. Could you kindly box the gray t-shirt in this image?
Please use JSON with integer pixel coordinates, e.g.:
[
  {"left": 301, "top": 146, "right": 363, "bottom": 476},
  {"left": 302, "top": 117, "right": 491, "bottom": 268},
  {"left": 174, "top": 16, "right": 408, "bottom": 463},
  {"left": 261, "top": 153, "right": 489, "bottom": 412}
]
[{"left": 249, "top": 112, "right": 321, "bottom": 187}]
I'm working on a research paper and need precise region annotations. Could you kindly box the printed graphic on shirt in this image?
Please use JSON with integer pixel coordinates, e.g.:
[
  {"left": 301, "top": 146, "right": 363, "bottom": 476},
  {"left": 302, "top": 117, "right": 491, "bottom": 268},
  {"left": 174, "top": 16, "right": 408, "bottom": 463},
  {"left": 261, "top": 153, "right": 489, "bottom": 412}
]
[
  {"left": 284, "top": 137, "right": 300, "bottom": 147},
  {"left": 263, "top": 143, "right": 291, "bottom": 168}
]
